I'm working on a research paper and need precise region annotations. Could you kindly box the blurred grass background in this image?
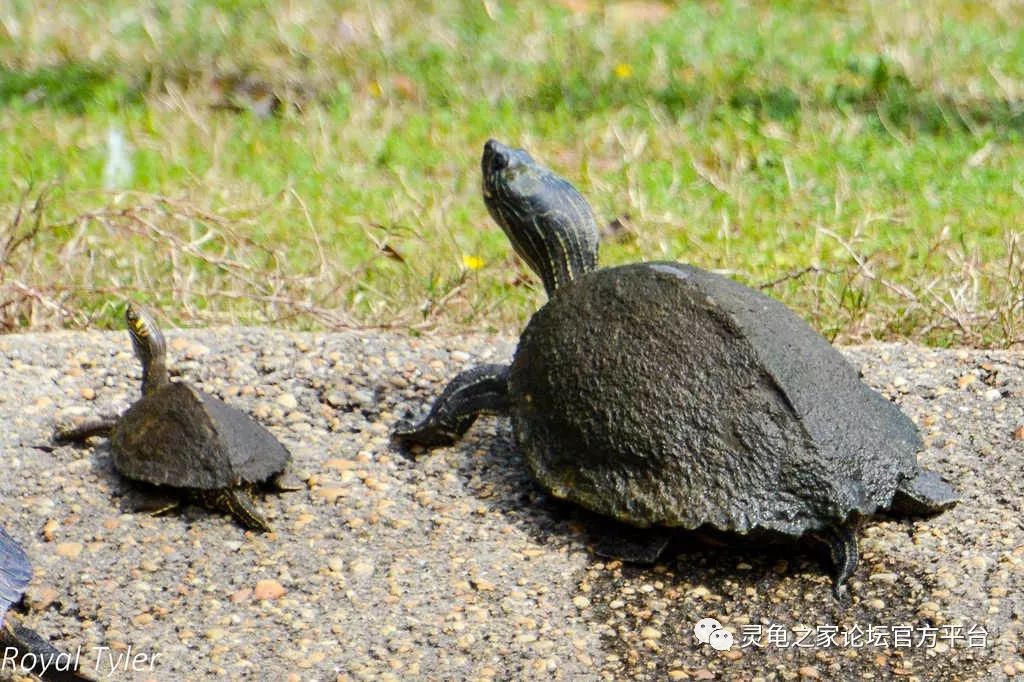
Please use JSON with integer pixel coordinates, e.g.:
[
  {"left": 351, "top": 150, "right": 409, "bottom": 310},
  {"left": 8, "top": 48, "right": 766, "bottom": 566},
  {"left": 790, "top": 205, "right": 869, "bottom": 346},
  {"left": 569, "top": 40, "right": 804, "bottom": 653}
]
[{"left": 0, "top": 0, "right": 1021, "bottom": 345}]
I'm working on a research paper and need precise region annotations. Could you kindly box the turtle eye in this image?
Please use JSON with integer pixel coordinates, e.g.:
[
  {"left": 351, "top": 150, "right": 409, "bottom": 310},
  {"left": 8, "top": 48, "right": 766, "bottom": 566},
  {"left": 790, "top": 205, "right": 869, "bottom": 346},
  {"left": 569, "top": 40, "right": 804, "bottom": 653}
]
[{"left": 492, "top": 152, "right": 508, "bottom": 172}]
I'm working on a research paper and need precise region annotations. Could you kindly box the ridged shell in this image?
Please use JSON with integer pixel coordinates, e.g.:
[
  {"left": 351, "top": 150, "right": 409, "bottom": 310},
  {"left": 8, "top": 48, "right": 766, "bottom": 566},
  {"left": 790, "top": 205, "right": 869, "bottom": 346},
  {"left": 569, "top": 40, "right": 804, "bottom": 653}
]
[
  {"left": 111, "top": 383, "right": 291, "bottom": 490},
  {"left": 509, "top": 262, "right": 921, "bottom": 536}
]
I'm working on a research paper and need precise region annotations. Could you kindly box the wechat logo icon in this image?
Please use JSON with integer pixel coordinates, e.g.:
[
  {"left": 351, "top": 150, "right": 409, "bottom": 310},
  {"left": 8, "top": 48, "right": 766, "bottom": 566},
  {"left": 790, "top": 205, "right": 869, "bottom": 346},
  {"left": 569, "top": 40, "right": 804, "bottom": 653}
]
[{"left": 694, "top": 617, "right": 734, "bottom": 651}]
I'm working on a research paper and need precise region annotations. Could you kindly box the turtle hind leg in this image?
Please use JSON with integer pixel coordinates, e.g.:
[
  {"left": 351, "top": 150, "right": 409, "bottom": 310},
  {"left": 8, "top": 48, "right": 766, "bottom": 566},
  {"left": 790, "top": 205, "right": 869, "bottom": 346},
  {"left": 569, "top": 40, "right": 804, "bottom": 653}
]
[
  {"left": 808, "top": 522, "right": 859, "bottom": 605},
  {"left": 53, "top": 418, "right": 117, "bottom": 445},
  {"left": 392, "top": 364, "right": 510, "bottom": 449},
  {"left": 120, "top": 488, "right": 181, "bottom": 517},
  {"left": 890, "top": 469, "right": 958, "bottom": 517},
  {"left": 1, "top": 619, "right": 92, "bottom": 681},
  {"left": 196, "top": 488, "right": 272, "bottom": 533}
]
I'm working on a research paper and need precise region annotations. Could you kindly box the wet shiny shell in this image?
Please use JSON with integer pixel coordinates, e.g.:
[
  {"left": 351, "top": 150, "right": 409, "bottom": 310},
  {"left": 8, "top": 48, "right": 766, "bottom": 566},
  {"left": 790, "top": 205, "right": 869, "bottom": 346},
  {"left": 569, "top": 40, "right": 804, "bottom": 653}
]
[
  {"left": 508, "top": 262, "right": 921, "bottom": 536},
  {"left": 111, "top": 383, "right": 291, "bottom": 490}
]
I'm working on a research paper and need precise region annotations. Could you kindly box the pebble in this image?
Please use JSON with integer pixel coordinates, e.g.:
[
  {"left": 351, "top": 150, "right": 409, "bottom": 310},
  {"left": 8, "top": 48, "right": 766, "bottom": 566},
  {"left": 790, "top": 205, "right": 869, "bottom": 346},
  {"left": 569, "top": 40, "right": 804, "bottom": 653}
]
[
  {"left": 55, "top": 542, "right": 83, "bottom": 559},
  {"left": 276, "top": 393, "right": 299, "bottom": 409},
  {"left": 313, "top": 487, "right": 345, "bottom": 503},
  {"left": 254, "top": 579, "right": 287, "bottom": 600},
  {"left": 185, "top": 343, "right": 209, "bottom": 359},
  {"left": 206, "top": 628, "right": 228, "bottom": 642},
  {"left": 25, "top": 586, "right": 59, "bottom": 611},
  {"left": 42, "top": 519, "right": 59, "bottom": 541},
  {"left": 689, "top": 586, "right": 711, "bottom": 599},
  {"left": 350, "top": 560, "right": 375, "bottom": 578},
  {"left": 325, "top": 459, "right": 357, "bottom": 471}
]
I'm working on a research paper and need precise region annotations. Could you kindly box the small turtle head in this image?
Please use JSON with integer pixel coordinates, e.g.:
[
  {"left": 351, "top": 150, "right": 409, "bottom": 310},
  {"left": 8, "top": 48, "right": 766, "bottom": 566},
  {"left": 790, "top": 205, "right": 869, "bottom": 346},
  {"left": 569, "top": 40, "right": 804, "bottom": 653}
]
[
  {"left": 481, "top": 139, "right": 599, "bottom": 297},
  {"left": 481, "top": 139, "right": 537, "bottom": 199},
  {"left": 125, "top": 303, "right": 168, "bottom": 395}
]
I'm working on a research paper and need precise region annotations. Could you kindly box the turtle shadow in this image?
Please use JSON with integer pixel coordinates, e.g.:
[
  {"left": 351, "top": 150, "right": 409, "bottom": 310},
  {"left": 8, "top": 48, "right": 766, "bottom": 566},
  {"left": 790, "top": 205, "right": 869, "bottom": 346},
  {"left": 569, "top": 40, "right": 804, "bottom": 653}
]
[
  {"left": 439, "top": 426, "right": 843, "bottom": 598},
  {"left": 50, "top": 437, "right": 186, "bottom": 518},
  {"left": 44, "top": 433, "right": 123, "bottom": 493},
  {"left": 449, "top": 428, "right": 581, "bottom": 543},
  {"left": 556, "top": 501, "right": 843, "bottom": 597}
]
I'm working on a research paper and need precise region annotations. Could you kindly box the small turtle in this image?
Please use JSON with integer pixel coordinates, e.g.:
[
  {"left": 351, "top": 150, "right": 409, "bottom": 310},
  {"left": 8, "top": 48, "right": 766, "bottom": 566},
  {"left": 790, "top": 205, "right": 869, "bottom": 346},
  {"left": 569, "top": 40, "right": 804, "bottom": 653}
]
[
  {"left": 56, "top": 304, "right": 298, "bottom": 532},
  {"left": 394, "top": 139, "right": 957, "bottom": 599},
  {"left": 1, "top": 527, "right": 92, "bottom": 681}
]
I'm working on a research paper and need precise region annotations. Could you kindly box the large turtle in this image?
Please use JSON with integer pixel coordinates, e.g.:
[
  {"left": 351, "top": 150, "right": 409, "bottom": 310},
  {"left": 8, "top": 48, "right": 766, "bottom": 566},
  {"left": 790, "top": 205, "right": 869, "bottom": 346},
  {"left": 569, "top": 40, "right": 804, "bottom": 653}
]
[
  {"left": 1, "top": 527, "right": 92, "bottom": 681},
  {"left": 394, "top": 139, "right": 957, "bottom": 598},
  {"left": 55, "top": 304, "right": 298, "bottom": 532}
]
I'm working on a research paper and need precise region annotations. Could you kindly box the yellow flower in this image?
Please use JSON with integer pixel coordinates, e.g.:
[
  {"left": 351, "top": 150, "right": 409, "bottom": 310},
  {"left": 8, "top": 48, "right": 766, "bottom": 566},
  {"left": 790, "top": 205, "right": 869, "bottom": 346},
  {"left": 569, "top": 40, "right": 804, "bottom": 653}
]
[
  {"left": 614, "top": 63, "right": 633, "bottom": 79},
  {"left": 462, "top": 254, "right": 485, "bottom": 271}
]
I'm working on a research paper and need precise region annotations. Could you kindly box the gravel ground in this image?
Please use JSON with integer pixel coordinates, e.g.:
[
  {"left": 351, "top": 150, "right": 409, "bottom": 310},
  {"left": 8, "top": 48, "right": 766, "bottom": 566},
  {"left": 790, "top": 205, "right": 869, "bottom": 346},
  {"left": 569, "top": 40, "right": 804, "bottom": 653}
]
[{"left": 0, "top": 328, "right": 1021, "bottom": 681}]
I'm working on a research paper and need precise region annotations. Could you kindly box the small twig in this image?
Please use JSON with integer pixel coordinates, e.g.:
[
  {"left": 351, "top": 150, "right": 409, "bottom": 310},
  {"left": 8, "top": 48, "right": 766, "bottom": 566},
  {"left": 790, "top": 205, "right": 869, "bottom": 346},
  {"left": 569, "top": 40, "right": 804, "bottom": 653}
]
[{"left": 758, "top": 265, "right": 842, "bottom": 290}]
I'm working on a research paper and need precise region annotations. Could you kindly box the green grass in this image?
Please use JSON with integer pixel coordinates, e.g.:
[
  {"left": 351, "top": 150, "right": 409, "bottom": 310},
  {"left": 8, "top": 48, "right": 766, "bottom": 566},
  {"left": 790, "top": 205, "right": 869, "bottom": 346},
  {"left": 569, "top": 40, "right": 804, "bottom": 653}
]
[{"left": 1, "top": 0, "right": 1022, "bottom": 345}]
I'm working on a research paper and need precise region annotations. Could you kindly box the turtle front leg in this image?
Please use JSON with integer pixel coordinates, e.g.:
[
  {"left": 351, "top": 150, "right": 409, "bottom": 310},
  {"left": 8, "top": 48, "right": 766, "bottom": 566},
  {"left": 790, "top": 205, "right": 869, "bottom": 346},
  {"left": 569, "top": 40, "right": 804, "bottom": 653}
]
[
  {"left": 194, "top": 488, "right": 272, "bottom": 533},
  {"left": 808, "top": 521, "right": 859, "bottom": 604},
  {"left": 393, "top": 364, "right": 510, "bottom": 448},
  {"left": 53, "top": 418, "right": 117, "bottom": 444}
]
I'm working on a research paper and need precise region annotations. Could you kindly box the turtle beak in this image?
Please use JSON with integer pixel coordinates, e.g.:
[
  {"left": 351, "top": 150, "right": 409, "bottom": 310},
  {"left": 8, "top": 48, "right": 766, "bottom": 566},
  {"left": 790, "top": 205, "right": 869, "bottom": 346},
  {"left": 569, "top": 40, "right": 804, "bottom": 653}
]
[{"left": 482, "top": 139, "right": 511, "bottom": 198}]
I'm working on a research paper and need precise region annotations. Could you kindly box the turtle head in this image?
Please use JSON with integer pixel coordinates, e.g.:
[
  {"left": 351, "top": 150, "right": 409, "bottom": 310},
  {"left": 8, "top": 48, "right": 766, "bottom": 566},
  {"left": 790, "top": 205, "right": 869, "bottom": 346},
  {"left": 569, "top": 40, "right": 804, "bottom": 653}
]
[
  {"left": 126, "top": 303, "right": 168, "bottom": 395},
  {"left": 482, "top": 139, "right": 599, "bottom": 297}
]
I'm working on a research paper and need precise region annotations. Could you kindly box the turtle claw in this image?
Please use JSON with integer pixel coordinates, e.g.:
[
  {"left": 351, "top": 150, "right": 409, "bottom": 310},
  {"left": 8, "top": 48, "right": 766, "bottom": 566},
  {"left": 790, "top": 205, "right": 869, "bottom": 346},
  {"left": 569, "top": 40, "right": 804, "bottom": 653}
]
[
  {"left": 832, "top": 581, "right": 852, "bottom": 607},
  {"left": 392, "top": 416, "right": 469, "bottom": 450}
]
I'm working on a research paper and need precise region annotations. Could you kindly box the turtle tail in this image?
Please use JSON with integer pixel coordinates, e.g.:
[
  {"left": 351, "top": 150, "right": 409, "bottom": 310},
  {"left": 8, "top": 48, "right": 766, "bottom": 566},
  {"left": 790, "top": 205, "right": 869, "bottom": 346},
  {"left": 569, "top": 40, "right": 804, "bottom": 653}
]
[{"left": 195, "top": 488, "right": 272, "bottom": 533}]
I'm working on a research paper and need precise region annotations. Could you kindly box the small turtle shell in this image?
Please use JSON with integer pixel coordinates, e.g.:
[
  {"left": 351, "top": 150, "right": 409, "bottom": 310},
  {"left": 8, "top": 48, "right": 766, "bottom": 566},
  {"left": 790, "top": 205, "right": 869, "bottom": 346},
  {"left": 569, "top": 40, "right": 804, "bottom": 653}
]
[
  {"left": 0, "top": 528, "right": 31, "bottom": 620},
  {"left": 509, "top": 262, "right": 921, "bottom": 537},
  {"left": 111, "top": 382, "right": 291, "bottom": 490}
]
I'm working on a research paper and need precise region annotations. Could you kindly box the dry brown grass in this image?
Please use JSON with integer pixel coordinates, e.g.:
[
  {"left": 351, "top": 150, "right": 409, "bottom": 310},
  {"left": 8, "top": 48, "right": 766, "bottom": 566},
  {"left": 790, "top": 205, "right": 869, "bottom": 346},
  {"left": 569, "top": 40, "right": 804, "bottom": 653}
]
[
  {"left": 3, "top": 187, "right": 1021, "bottom": 347},
  {"left": 2, "top": 1, "right": 1022, "bottom": 346}
]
